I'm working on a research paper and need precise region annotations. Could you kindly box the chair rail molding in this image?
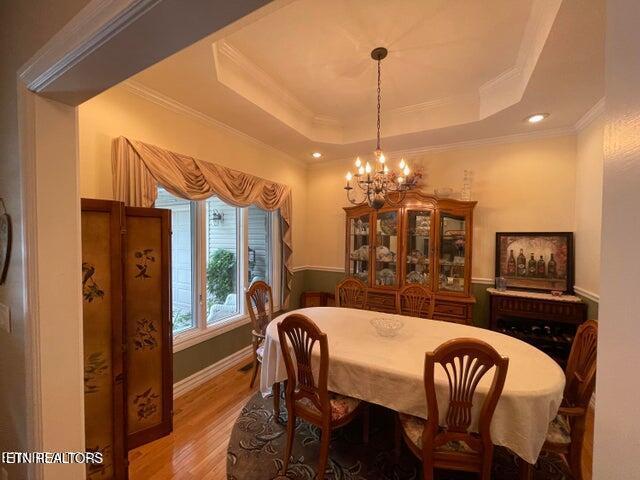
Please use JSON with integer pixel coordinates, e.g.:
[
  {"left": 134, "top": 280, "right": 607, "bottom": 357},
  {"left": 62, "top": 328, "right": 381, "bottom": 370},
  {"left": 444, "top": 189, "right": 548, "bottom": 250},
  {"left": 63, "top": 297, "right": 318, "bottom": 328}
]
[
  {"left": 18, "top": 0, "right": 160, "bottom": 91},
  {"left": 573, "top": 286, "right": 600, "bottom": 303}
]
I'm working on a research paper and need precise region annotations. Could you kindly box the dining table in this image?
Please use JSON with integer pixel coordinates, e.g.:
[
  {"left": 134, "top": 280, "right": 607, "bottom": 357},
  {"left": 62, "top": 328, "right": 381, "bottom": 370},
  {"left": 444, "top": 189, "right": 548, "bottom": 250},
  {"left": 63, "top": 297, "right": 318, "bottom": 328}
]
[{"left": 260, "top": 306, "right": 566, "bottom": 470}]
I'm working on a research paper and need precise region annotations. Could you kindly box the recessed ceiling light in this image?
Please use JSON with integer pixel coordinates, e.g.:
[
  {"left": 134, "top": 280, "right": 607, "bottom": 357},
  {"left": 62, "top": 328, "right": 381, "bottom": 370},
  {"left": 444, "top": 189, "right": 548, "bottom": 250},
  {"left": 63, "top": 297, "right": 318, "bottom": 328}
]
[
  {"left": 526, "top": 113, "right": 549, "bottom": 124},
  {"left": 312, "top": 152, "right": 322, "bottom": 159}
]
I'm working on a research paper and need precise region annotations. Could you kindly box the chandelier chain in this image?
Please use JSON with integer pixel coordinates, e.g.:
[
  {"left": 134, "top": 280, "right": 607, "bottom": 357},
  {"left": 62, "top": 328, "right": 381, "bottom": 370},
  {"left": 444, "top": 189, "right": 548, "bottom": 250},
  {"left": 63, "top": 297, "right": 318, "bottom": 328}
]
[
  {"left": 343, "top": 47, "right": 418, "bottom": 210},
  {"left": 376, "top": 58, "right": 382, "bottom": 151}
]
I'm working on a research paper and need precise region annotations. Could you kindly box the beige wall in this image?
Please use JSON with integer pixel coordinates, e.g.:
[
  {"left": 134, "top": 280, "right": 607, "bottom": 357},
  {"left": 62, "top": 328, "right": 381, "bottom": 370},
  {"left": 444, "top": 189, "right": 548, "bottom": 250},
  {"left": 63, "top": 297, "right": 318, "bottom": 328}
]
[
  {"left": 0, "top": 1, "right": 89, "bottom": 478},
  {"left": 306, "top": 135, "right": 578, "bottom": 281},
  {"left": 78, "top": 85, "right": 308, "bottom": 267},
  {"left": 574, "top": 116, "right": 604, "bottom": 297},
  {"left": 594, "top": 0, "right": 640, "bottom": 475}
]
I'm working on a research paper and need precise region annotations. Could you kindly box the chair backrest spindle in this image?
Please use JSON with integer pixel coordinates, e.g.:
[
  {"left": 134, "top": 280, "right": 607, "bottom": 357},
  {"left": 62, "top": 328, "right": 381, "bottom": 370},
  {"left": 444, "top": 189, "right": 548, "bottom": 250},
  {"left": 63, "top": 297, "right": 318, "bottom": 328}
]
[
  {"left": 277, "top": 314, "right": 329, "bottom": 414},
  {"left": 336, "top": 277, "right": 368, "bottom": 309},
  {"left": 245, "top": 280, "right": 274, "bottom": 335},
  {"left": 564, "top": 320, "right": 598, "bottom": 408},
  {"left": 424, "top": 338, "right": 509, "bottom": 452},
  {"left": 399, "top": 284, "right": 434, "bottom": 318}
]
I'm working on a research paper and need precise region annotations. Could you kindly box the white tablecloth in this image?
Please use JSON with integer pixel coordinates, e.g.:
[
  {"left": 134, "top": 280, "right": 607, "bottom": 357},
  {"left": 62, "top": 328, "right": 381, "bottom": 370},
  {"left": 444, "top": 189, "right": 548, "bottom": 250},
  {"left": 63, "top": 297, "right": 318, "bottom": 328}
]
[{"left": 260, "top": 307, "right": 565, "bottom": 464}]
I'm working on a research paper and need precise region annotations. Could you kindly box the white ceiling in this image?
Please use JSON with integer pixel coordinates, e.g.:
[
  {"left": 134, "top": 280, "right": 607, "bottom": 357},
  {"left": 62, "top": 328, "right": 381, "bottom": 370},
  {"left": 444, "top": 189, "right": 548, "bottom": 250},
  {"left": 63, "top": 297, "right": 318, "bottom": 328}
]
[{"left": 128, "top": 0, "right": 604, "bottom": 162}]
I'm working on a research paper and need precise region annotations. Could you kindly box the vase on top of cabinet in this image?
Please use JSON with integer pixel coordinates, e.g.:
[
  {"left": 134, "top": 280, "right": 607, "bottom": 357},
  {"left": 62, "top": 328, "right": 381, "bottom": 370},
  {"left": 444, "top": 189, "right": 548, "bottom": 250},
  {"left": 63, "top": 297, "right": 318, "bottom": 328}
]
[{"left": 344, "top": 191, "right": 476, "bottom": 324}]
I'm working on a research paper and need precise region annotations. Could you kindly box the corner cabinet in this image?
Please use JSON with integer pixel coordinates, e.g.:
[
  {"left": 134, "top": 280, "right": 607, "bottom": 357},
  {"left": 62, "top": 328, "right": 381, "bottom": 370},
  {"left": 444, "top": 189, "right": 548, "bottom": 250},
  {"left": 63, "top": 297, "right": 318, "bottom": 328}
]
[{"left": 344, "top": 192, "right": 477, "bottom": 324}]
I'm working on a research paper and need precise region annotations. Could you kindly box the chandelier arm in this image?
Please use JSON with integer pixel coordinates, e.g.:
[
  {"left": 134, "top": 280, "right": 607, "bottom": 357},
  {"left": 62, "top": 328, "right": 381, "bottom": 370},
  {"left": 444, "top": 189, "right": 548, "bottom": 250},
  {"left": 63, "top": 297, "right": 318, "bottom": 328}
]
[{"left": 345, "top": 186, "right": 365, "bottom": 206}]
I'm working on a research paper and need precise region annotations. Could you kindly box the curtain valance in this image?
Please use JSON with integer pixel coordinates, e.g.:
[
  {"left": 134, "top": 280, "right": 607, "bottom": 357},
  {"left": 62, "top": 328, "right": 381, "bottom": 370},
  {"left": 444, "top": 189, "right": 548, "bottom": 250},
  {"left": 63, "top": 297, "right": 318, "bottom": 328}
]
[{"left": 112, "top": 136, "right": 293, "bottom": 307}]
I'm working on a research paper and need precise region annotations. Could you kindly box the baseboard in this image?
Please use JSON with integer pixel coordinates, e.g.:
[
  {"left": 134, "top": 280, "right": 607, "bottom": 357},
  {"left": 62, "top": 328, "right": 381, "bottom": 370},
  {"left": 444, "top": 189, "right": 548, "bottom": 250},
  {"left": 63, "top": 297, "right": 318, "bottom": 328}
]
[{"left": 173, "top": 346, "right": 253, "bottom": 399}]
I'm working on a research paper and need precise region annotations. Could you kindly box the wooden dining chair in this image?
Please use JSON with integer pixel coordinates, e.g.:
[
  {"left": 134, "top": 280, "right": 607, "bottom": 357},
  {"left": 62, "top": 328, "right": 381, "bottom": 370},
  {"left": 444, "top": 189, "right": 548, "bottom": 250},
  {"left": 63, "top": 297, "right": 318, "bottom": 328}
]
[
  {"left": 335, "top": 277, "right": 368, "bottom": 309},
  {"left": 278, "top": 314, "right": 367, "bottom": 479},
  {"left": 540, "top": 320, "right": 598, "bottom": 480},
  {"left": 398, "top": 338, "right": 509, "bottom": 480},
  {"left": 398, "top": 284, "right": 435, "bottom": 318},
  {"left": 245, "top": 280, "right": 281, "bottom": 415}
]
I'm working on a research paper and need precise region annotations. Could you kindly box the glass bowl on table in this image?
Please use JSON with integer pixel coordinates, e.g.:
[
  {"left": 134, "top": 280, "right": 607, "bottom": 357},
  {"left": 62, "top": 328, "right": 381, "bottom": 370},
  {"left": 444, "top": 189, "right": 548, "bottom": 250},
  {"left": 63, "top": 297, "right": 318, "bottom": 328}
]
[{"left": 370, "top": 317, "right": 404, "bottom": 338}]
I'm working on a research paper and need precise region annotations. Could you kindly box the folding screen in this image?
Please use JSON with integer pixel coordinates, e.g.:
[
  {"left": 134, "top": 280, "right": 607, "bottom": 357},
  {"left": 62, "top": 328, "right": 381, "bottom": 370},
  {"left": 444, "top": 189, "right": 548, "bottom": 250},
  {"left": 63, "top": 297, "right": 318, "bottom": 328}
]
[
  {"left": 81, "top": 199, "right": 172, "bottom": 479},
  {"left": 81, "top": 199, "right": 127, "bottom": 479},
  {"left": 124, "top": 206, "right": 173, "bottom": 449}
]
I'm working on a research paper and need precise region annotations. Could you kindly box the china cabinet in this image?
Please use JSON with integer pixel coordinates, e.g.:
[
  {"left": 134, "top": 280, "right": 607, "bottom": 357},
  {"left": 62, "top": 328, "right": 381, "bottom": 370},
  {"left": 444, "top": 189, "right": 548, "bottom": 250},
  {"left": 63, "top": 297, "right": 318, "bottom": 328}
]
[{"left": 344, "top": 191, "right": 476, "bottom": 324}]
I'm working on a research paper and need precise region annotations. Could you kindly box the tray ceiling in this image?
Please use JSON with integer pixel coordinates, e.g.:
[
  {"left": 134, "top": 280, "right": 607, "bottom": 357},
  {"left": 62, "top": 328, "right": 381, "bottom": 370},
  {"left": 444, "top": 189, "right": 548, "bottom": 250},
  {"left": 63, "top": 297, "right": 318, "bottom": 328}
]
[{"left": 128, "top": 0, "right": 604, "bottom": 161}]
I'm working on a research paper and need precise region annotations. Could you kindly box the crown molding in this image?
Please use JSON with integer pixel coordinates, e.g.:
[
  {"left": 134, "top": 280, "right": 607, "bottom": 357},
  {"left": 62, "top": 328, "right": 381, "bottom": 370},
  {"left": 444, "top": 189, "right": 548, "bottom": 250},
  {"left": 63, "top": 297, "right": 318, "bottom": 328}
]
[
  {"left": 575, "top": 98, "right": 605, "bottom": 132},
  {"left": 309, "top": 126, "right": 576, "bottom": 168},
  {"left": 211, "top": 0, "right": 562, "bottom": 145},
  {"left": 393, "top": 126, "right": 576, "bottom": 158},
  {"left": 214, "top": 40, "right": 316, "bottom": 122},
  {"left": 121, "top": 80, "right": 307, "bottom": 169},
  {"left": 122, "top": 75, "right": 593, "bottom": 170},
  {"left": 479, "top": 0, "right": 562, "bottom": 118},
  {"left": 19, "top": 0, "right": 161, "bottom": 91}
]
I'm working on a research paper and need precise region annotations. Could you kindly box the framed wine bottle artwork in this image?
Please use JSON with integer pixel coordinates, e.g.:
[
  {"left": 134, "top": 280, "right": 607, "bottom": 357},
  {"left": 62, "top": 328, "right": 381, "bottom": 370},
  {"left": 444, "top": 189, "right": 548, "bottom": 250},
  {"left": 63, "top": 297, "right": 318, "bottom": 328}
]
[{"left": 495, "top": 232, "right": 574, "bottom": 294}]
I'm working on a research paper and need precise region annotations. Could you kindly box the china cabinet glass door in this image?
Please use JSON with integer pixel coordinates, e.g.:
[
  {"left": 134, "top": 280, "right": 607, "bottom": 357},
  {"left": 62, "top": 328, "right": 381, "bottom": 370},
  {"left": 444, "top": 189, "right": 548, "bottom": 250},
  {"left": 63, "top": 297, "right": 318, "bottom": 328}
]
[
  {"left": 348, "top": 213, "right": 371, "bottom": 283},
  {"left": 438, "top": 213, "right": 467, "bottom": 293},
  {"left": 374, "top": 210, "right": 399, "bottom": 287},
  {"left": 405, "top": 209, "right": 432, "bottom": 287}
]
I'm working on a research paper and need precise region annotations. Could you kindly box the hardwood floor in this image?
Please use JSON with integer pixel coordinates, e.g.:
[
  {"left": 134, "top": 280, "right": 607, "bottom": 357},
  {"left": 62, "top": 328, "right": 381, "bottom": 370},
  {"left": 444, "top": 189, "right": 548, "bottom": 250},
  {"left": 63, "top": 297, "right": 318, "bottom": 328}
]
[
  {"left": 129, "top": 359, "right": 258, "bottom": 480},
  {"left": 129, "top": 359, "right": 596, "bottom": 479}
]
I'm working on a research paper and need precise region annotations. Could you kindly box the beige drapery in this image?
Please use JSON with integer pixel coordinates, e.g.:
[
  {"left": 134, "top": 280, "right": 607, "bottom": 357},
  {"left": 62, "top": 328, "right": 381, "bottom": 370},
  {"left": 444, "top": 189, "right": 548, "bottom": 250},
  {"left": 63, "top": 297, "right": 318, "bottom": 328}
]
[{"left": 112, "top": 136, "right": 293, "bottom": 307}]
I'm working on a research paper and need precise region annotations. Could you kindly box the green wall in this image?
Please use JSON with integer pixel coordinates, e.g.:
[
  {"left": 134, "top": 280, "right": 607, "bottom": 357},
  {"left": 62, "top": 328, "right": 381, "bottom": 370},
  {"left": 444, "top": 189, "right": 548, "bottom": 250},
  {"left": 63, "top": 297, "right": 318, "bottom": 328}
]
[
  {"left": 173, "top": 322, "right": 253, "bottom": 382},
  {"left": 576, "top": 293, "right": 599, "bottom": 320},
  {"left": 173, "top": 269, "right": 598, "bottom": 383}
]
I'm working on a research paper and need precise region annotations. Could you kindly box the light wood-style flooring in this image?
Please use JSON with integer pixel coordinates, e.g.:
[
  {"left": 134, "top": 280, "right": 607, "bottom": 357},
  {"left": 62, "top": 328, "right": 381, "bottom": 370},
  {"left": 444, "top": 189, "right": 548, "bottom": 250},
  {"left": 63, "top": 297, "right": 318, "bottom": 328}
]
[{"left": 129, "top": 358, "right": 595, "bottom": 480}]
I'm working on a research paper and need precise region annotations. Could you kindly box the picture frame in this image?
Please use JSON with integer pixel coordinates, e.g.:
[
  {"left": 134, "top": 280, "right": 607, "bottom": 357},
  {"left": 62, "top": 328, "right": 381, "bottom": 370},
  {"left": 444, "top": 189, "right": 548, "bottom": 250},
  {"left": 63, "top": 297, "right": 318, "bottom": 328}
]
[{"left": 495, "top": 232, "right": 574, "bottom": 294}]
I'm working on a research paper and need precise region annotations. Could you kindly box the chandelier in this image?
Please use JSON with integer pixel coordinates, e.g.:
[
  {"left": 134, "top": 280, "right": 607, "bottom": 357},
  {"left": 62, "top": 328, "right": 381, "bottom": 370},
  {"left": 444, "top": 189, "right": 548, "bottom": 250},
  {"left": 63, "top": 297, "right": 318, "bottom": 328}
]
[{"left": 344, "top": 47, "right": 419, "bottom": 210}]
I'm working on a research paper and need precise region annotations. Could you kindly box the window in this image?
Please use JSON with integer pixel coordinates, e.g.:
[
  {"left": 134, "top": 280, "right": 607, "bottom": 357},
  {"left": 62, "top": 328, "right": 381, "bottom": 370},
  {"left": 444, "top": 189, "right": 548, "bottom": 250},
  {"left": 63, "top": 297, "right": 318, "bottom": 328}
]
[
  {"left": 155, "top": 189, "right": 195, "bottom": 333},
  {"left": 155, "top": 189, "right": 279, "bottom": 343},
  {"left": 205, "top": 197, "right": 239, "bottom": 325},
  {"left": 248, "top": 205, "right": 271, "bottom": 285}
]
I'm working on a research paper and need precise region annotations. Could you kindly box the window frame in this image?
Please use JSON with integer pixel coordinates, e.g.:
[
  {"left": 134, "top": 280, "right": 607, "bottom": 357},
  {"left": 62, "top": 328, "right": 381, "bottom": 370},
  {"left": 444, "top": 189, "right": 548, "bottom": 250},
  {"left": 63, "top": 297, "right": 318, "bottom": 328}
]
[{"left": 172, "top": 199, "right": 280, "bottom": 353}]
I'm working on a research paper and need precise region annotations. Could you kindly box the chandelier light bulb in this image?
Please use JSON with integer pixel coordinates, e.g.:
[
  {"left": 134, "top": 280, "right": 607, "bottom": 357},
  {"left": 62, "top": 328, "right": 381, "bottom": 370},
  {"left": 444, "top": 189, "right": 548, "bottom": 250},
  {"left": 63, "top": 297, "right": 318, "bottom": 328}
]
[
  {"left": 358, "top": 166, "right": 365, "bottom": 175},
  {"left": 346, "top": 172, "right": 353, "bottom": 181},
  {"left": 399, "top": 159, "right": 406, "bottom": 169},
  {"left": 379, "top": 153, "right": 386, "bottom": 164},
  {"left": 403, "top": 166, "right": 410, "bottom": 176},
  {"left": 383, "top": 165, "right": 389, "bottom": 174},
  {"left": 397, "top": 176, "right": 405, "bottom": 184},
  {"left": 365, "top": 162, "right": 372, "bottom": 174},
  {"left": 355, "top": 157, "right": 362, "bottom": 168}
]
